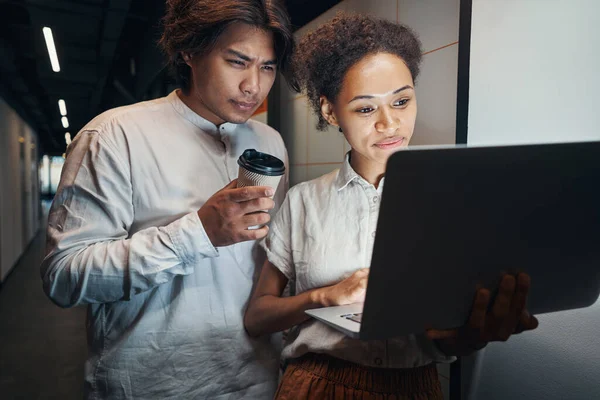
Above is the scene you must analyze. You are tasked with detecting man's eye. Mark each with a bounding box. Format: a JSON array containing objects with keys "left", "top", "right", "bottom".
[{"left": 357, "top": 107, "right": 374, "bottom": 114}]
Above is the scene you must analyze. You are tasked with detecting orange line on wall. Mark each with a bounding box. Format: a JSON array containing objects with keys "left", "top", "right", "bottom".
[
  {"left": 423, "top": 41, "right": 459, "bottom": 56},
  {"left": 252, "top": 98, "right": 267, "bottom": 115}
]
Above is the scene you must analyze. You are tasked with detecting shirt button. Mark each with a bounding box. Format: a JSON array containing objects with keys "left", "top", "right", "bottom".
[
  {"left": 374, "top": 357, "right": 382, "bottom": 366},
  {"left": 373, "top": 196, "right": 379, "bottom": 203},
  {"left": 371, "top": 231, "right": 376, "bottom": 238}
]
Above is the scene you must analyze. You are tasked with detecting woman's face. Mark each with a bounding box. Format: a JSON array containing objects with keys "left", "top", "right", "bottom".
[{"left": 323, "top": 52, "right": 417, "bottom": 170}]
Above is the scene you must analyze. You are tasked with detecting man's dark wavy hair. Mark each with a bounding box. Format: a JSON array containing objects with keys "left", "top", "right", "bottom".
[{"left": 159, "top": 0, "right": 294, "bottom": 94}]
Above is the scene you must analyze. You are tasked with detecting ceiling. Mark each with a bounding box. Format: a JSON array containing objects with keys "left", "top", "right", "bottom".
[{"left": 0, "top": 0, "right": 340, "bottom": 155}]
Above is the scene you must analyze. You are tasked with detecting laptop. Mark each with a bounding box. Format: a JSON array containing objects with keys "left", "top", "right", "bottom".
[{"left": 306, "top": 141, "right": 600, "bottom": 340}]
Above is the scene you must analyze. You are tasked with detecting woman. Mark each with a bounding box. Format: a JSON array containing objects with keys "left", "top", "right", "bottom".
[{"left": 244, "top": 13, "right": 538, "bottom": 399}]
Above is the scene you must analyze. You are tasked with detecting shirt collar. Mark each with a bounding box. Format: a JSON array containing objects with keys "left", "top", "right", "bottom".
[
  {"left": 377, "top": 176, "right": 385, "bottom": 196},
  {"left": 336, "top": 152, "right": 386, "bottom": 194},
  {"left": 336, "top": 152, "right": 359, "bottom": 191},
  {"left": 167, "top": 89, "right": 237, "bottom": 137}
]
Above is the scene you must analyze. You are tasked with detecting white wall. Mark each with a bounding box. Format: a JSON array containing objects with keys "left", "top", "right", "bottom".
[
  {"left": 274, "top": 1, "right": 461, "bottom": 397},
  {"left": 468, "top": 0, "right": 600, "bottom": 145},
  {"left": 465, "top": 1, "right": 600, "bottom": 399},
  {"left": 278, "top": 0, "right": 348, "bottom": 186},
  {"left": 0, "top": 96, "right": 40, "bottom": 282}
]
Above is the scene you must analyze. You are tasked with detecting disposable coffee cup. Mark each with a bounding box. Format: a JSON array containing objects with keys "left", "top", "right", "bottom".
[{"left": 237, "top": 149, "right": 285, "bottom": 229}]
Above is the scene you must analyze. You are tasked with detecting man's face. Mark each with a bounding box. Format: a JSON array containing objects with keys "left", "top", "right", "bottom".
[{"left": 184, "top": 22, "right": 277, "bottom": 125}]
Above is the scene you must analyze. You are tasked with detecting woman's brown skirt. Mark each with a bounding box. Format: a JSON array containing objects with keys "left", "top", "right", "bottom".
[{"left": 274, "top": 353, "right": 443, "bottom": 400}]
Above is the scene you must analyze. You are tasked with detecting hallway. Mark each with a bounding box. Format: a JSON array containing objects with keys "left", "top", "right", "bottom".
[{"left": 0, "top": 223, "right": 87, "bottom": 399}]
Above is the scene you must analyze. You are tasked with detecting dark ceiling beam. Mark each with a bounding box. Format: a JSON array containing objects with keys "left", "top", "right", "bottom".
[
  {"left": 133, "top": 0, "right": 166, "bottom": 100},
  {"left": 4, "top": 20, "right": 102, "bottom": 50},
  {"left": 134, "top": 48, "right": 165, "bottom": 101},
  {"left": 60, "top": 47, "right": 97, "bottom": 63},
  {"left": 0, "top": 42, "right": 18, "bottom": 74},
  {"left": 8, "top": 79, "right": 31, "bottom": 94},
  {"left": 89, "top": 0, "right": 132, "bottom": 114},
  {"left": 113, "top": 79, "right": 136, "bottom": 104},
  {"left": 5, "top": 38, "right": 100, "bottom": 62},
  {"left": 43, "top": 80, "right": 96, "bottom": 95},
  {"left": 12, "top": 0, "right": 130, "bottom": 19},
  {"left": 39, "top": 67, "right": 98, "bottom": 84}
]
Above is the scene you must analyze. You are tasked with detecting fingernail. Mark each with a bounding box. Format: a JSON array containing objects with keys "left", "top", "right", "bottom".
[{"left": 266, "top": 188, "right": 275, "bottom": 197}]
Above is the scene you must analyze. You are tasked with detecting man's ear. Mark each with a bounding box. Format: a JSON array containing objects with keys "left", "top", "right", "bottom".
[{"left": 320, "top": 96, "right": 339, "bottom": 127}]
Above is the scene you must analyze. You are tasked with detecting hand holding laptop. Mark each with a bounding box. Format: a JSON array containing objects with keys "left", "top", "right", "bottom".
[{"left": 427, "top": 273, "right": 539, "bottom": 356}]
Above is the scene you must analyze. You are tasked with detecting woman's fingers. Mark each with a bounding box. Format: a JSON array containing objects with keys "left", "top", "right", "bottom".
[
  {"left": 468, "top": 288, "right": 491, "bottom": 330},
  {"left": 491, "top": 275, "right": 516, "bottom": 321},
  {"left": 514, "top": 310, "right": 539, "bottom": 334},
  {"left": 426, "top": 328, "right": 459, "bottom": 340}
]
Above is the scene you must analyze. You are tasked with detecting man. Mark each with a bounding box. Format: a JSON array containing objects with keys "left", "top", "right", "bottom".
[{"left": 41, "top": 1, "right": 294, "bottom": 398}]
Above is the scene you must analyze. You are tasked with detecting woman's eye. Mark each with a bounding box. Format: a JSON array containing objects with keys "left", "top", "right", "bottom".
[
  {"left": 262, "top": 65, "right": 275, "bottom": 72},
  {"left": 394, "top": 99, "right": 409, "bottom": 107},
  {"left": 356, "top": 107, "right": 374, "bottom": 114}
]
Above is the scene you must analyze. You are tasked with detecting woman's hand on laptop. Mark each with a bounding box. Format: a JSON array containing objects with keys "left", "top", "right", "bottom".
[
  {"left": 426, "top": 273, "right": 539, "bottom": 356},
  {"left": 311, "top": 268, "right": 369, "bottom": 307}
]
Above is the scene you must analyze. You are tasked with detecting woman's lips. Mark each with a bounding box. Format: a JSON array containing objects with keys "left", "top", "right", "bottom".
[{"left": 374, "top": 137, "right": 404, "bottom": 149}]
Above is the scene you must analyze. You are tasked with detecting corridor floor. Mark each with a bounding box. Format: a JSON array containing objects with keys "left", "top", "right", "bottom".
[{"left": 0, "top": 226, "right": 87, "bottom": 399}]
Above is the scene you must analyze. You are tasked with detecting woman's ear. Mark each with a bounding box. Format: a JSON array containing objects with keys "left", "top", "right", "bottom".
[
  {"left": 320, "top": 96, "right": 339, "bottom": 127},
  {"left": 181, "top": 52, "right": 193, "bottom": 67}
]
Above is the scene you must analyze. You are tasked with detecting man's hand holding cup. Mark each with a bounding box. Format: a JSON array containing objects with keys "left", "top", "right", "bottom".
[{"left": 198, "top": 149, "right": 285, "bottom": 247}]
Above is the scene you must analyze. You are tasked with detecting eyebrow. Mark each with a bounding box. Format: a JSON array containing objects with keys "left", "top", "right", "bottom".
[
  {"left": 225, "top": 49, "right": 277, "bottom": 65},
  {"left": 348, "top": 85, "right": 414, "bottom": 104}
]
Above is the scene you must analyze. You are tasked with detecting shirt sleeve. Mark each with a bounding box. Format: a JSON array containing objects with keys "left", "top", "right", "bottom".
[
  {"left": 270, "top": 134, "right": 289, "bottom": 212},
  {"left": 416, "top": 333, "right": 458, "bottom": 364},
  {"left": 41, "top": 129, "right": 219, "bottom": 308},
  {"left": 261, "top": 190, "right": 295, "bottom": 281}
]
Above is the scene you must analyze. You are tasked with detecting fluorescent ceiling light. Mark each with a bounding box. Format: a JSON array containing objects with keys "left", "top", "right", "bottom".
[
  {"left": 58, "top": 99, "right": 67, "bottom": 116},
  {"left": 65, "top": 132, "right": 71, "bottom": 145},
  {"left": 61, "top": 116, "right": 69, "bottom": 128},
  {"left": 42, "top": 27, "right": 60, "bottom": 72}
]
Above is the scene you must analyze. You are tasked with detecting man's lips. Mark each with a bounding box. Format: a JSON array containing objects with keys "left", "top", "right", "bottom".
[{"left": 231, "top": 100, "right": 258, "bottom": 110}]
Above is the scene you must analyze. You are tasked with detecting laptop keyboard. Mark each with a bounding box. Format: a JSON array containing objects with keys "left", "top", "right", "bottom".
[{"left": 341, "top": 313, "right": 362, "bottom": 324}]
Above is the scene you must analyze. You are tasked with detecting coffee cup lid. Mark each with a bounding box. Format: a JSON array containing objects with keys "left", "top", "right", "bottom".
[{"left": 238, "top": 149, "right": 285, "bottom": 176}]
